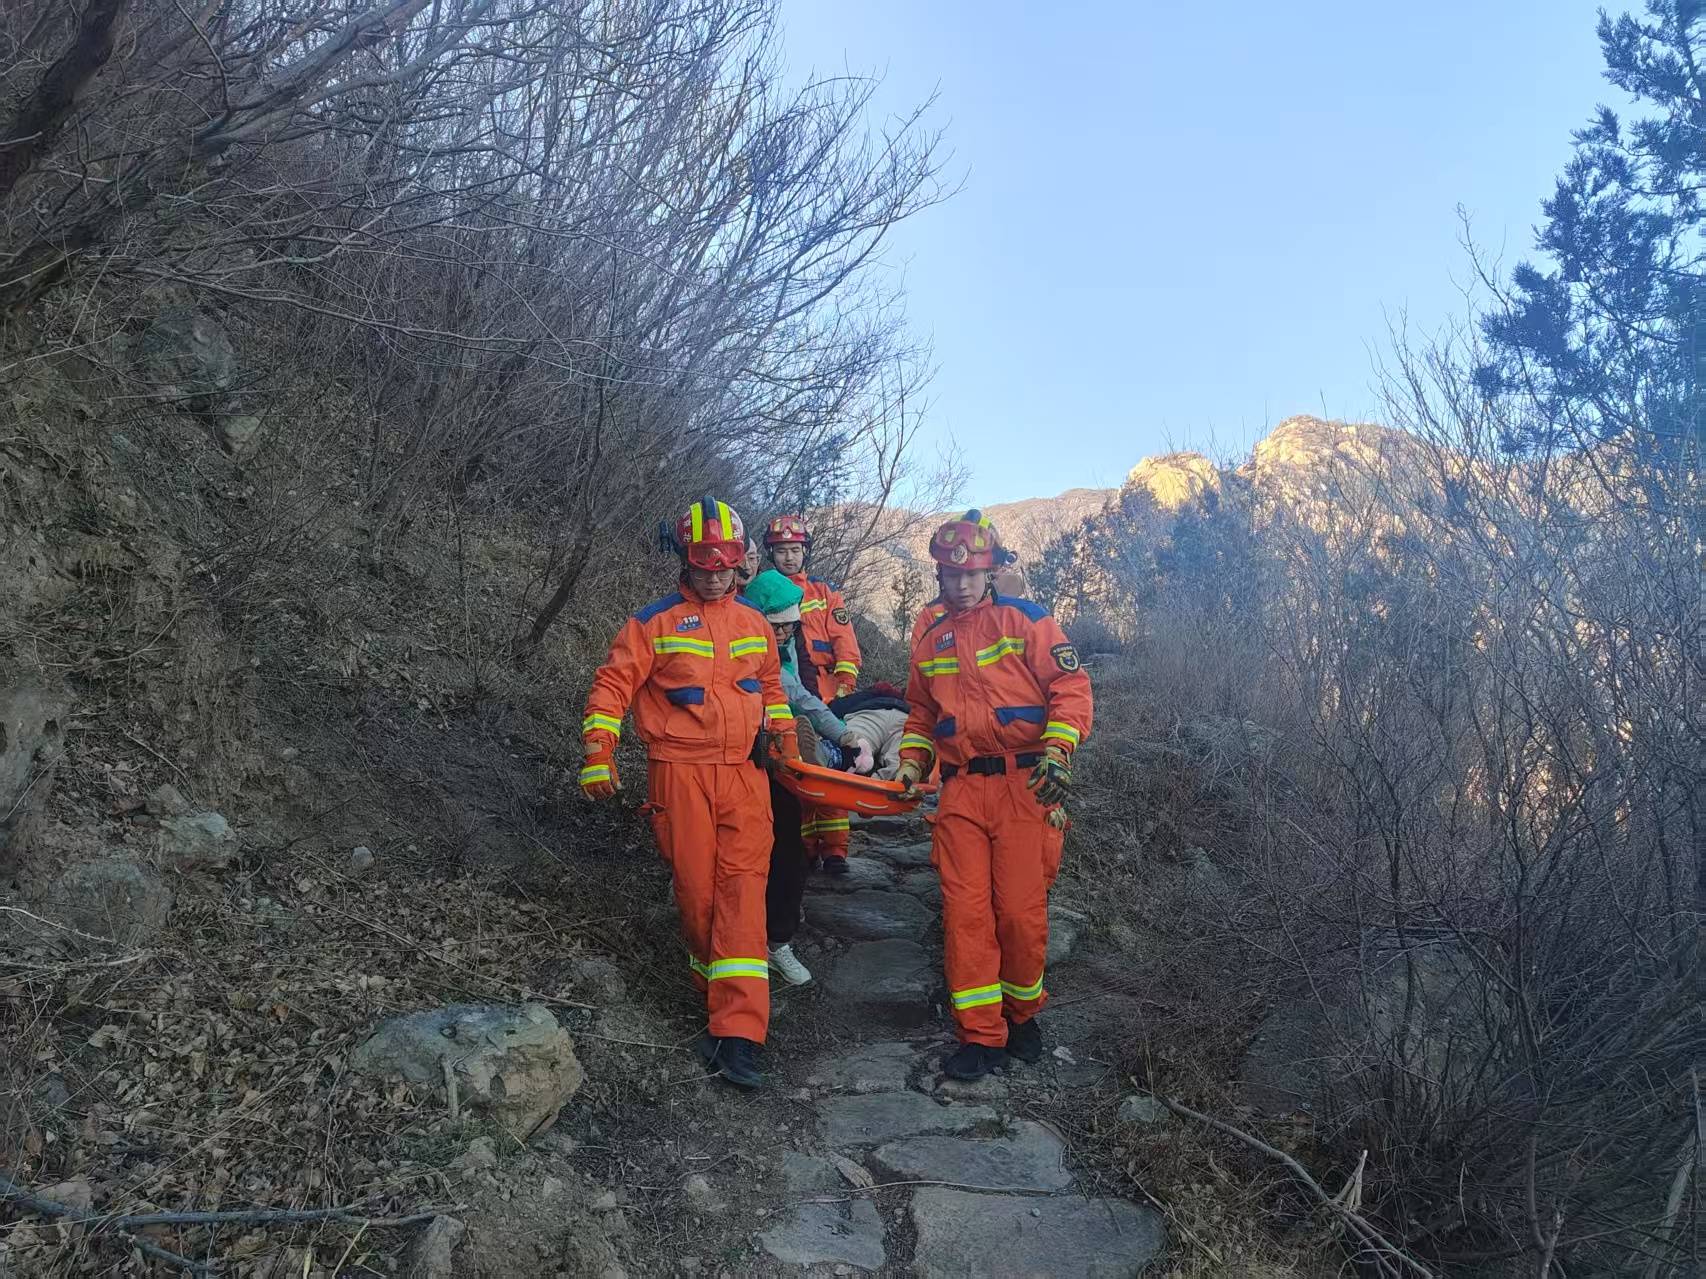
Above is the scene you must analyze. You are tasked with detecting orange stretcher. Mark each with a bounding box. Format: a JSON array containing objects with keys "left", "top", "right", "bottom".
[{"left": 775, "top": 757, "right": 937, "bottom": 816}]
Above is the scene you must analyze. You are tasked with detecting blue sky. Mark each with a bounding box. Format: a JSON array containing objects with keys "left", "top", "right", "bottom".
[{"left": 779, "top": 0, "right": 1616, "bottom": 503}]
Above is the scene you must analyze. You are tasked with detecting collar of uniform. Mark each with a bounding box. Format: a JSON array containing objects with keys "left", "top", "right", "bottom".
[
  {"left": 946, "top": 595, "right": 994, "bottom": 620},
  {"left": 677, "top": 582, "right": 735, "bottom": 607}
]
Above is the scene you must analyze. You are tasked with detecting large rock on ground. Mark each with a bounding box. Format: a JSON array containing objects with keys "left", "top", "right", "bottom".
[
  {"left": 909, "top": 1187, "right": 1165, "bottom": 1277},
  {"left": 352, "top": 1004, "right": 584, "bottom": 1140},
  {"left": 35, "top": 858, "right": 172, "bottom": 949},
  {"left": 1240, "top": 942, "right": 1494, "bottom": 1118},
  {"left": 824, "top": 940, "right": 935, "bottom": 1025},
  {"left": 757, "top": 1200, "right": 885, "bottom": 1271},
  {"left": 1046, "top": 903, "right": 1089, "bottom": 966},
  {"left": 869, "top": 1121, "right": 1072, "bottom": 1192},
  {"left": 404, "top": 1215, "right": 465, "bottom": 1279},
  {"left": 0, "top": 677, "right": 66, "bottom": 865},
  {"left": 805, "top": 1041, "right": 918, "bottom": 1095},
  {"left": 157, "top": 811, "right": 237, "bottom": 870},
  {"left": 807, "top": 857, "right": 896, "bottom": 892},
  {"left": 819, "top": 1092, "right": 994, "bottom": 1147},
  {"left": 808, "top": 889, "right": 931, "bottom": 941},
  {"left": 895, "top": 869, "right": 943, "bottom": 911},
  {"left": 868, "top": 838, "right": 933, "bottom": 869}
]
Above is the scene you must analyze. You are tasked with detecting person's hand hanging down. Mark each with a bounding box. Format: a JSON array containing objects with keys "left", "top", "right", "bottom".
[
  {"left": 1026, "top": 744, "right": 1071, "bottom": 806},
  {"left": 838, "top": 731, "right": 875, "bottom": 775},
  {"left": 580, "top": 744, "right": 620, "bottom": 800}
]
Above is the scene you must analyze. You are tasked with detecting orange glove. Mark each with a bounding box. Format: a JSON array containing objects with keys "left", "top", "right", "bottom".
[
  {"left": 768, "top": 727, "right": 800, "bottom": 761},
  {"left": 579, "top": 747, "right": 619, "bottom": 800}
]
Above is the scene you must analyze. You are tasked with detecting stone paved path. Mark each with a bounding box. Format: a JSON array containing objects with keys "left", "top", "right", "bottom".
[{"left": 758, "top": 813, "right": 1166, "bottom": 1277}]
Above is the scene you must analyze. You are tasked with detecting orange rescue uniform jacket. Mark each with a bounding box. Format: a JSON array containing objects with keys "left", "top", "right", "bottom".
[
  {"left": 909, "top": 596, "right": 948, "bottom": 649},
  {"left": 582, "top": 587, "right": 794, "bottom": 763},
  {"left": 898, "top": 595, "right": 1092, "bottom": 771},
  {"left": 790, "top": 573, "right": 861, "bottom": 698}
]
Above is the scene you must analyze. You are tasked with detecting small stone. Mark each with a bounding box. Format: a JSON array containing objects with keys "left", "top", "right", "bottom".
[
  {"left": 158, "top": 811, "right": 237, "bottom": 870},
  {"left": 404, "top": 1215, "right": 465, "bottom": 1279},
  {"left": 451, "top": 1136, "right": 497, "bottom": 1170},
  {"left": 682, "top": 1174, "right": 724, "bottom": 1214},
  {"left": 349, "top": 845, "right": 375, "bottom": 874},
  {"left": 39, "top": 1179, "right": 93, "bottom": 1215},
  {"left": 934, "top": 1073, "right": 1009, "bottom": 1101},
  {"left": 144, "top": 783, "right": 189, "bottom": 817},
  {"left": 1117, "top": 1095, "right": 1170, "bottom": 1126},
  {"left": 540, "top": 1176, "right": 565, "bottom": 1198},
  {"left": 591, "top": 1189, "right": 619, "bottom": 1212},
  {"left": 280, "top": 746, "right": 300, "bottom": 761},
  {"left": 678, "top": 1257, "right": 701, "bottom": 1275}
]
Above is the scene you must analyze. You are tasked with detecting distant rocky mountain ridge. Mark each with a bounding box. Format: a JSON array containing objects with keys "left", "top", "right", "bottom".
[{"left": 850, "top": 415, "right": 1413, "bottom": 630}]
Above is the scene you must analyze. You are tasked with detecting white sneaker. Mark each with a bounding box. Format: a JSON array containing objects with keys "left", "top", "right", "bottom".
[{"left": 768, "top": 943, "right": 812, "bottom": 986}]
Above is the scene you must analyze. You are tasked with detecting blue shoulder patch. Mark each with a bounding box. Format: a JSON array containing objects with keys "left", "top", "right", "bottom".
[
  {"left": 732, "top": 593, "right": 767, "bottom": 616},
  {"left": 995, "top": 593, "right": 1050, "bottom": 622},
  {"left": 634, "top": 591, "right": 685, "bottom": 623}
]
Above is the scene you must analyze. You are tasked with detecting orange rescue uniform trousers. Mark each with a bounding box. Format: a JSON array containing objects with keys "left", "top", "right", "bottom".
[
  {"left": 933, "top": 766, "right": 1065, "bottom": 1047},
  {"left": 645, "top": 760, "right": 772, "bottom": 1043}
]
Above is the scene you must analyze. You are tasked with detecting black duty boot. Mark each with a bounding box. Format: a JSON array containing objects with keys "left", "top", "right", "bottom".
[
  {"left": 1004, "top": 1015, "right": 1043, "bottom": 1064},
  {"left": 704, "top": 1035, "right": 764, "bottom": 1090},
  {"left": 821, "top": 853, "right": 850, "bottom": 876},
  {"left": 943, "top": 1042, "right": 1008, "bottom": 1081}
]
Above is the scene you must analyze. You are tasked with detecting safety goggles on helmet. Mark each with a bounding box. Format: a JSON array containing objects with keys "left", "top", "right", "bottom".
[
  {"left": 928, "top": 508, "right": 1012, "bottom": 572},
  {"left": 764, "top": 514, "right": 811, "bottom": 547},
  {"left": 675, "top": 497, "right": 747, "bottom": 570}
]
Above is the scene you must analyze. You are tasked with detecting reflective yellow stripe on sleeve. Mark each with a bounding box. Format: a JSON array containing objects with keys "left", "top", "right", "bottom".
[
  {"left": 799, "top": 598, "right": 828, "bottom": 613},
  {"left": 765, "top": 703, "right": 795, "bottom": 721},
  {"left": 1041, "top": 721, "right": 1082, "bottom": 747},
  {"left": 579, "top": 765, "right": 611, "bottom": 785},
  {"left": 582, "top": 713, "right": 622, "bottom": 738},
  {"left": 899, "top": 733, "right": 936, "bottom": 756},
  {"left": 833, "top": 661, "right": 858, "bottom": 676}
]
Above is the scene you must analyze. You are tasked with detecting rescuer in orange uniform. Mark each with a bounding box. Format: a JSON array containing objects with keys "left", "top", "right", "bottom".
[
  {"left": 764, "top": 514, "right": 861, "bottom": 872},
  {"left": 894, "top": 511, "right": 1093, "bottom": 1081},
  {"left": 580, "top": 498, "right": 795, "bottom": 1090}
]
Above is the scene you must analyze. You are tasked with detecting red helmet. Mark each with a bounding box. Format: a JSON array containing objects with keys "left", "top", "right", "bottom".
[
  {"left": 763, "top": 514, "right": 811, "bottom": 547},
  {"left": 674, "top": 497, "right": 746, "bottom": 570},
  {"left": 928, "top": 509, "right": 1009, "bottom": 571}
]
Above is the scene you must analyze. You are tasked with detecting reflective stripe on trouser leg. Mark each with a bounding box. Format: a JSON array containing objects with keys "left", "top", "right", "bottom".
[
  {"left": 804, "top": 803, "right": 850, "bottom": 855},
  {"left": 933, "top": 775, "right": 1006, "bottom": 1047},
  {"left": 991, "top": 769, "right": 1063, "bottom": 1024},
  {"left": 649, "top": 759, "right": 772, "bottom": 1044},
  {"left": 707, "top": 760, "right": 772, "bottom": 1042}
]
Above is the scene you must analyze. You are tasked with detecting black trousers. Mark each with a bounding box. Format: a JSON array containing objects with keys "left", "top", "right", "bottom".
[{"left": 766, "top": 778, "right": 809, "bottom": 944}]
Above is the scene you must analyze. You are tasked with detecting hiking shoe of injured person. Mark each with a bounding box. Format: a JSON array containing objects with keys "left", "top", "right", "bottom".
[
  {"left": 942, "top": 1042, "right": 1008, "bottom": 1081},
  {"left": 768, "top": 943, "right": 812, "bottom": 986},
  {"left": 1004, "top": 1014, "right": 1043, "bottom": 1064},
  {"left": 703, "top": 1035, "right": 764, "bottom": 1090},
  {"left": 821, "top": 853, "right": 850, "bottom": 876}
]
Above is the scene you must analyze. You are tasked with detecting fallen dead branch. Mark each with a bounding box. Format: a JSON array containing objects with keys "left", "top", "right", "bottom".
[
  {"left": 0, "top": 1172, "right": 452, "bottom": 1274},
  {"left": 1154, "top": 1095, "right": 1436, "bottom": 1279}
]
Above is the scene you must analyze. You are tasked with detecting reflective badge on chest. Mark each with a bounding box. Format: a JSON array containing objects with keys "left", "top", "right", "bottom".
[
  {"left": 935, "top": 629, "right": 955, "bottom": 652},
  {"left": 676, "top": 614, "right": 703, "bottom": 632}
]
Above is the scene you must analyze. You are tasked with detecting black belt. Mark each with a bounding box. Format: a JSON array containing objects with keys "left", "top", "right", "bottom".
[{"left": 941, "top": 751, "right": 1043, "bottom": 781}]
